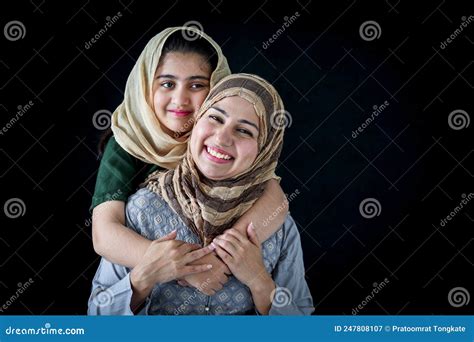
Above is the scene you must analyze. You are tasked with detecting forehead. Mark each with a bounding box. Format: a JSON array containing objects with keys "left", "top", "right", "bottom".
[
  {"left": 213, "top": 96, "right": 258, "bottom": 122},
  {"left": 155, "top": 52, "right": 211, "bottom": 76}
]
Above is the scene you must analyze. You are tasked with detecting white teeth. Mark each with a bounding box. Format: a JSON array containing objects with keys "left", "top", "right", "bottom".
[{"left": 206, "top": 146, "right": 231, "bottom": 160}]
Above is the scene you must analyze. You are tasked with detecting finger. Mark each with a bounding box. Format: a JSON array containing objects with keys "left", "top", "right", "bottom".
[
  {"left": 215, "top": 245, "right": 232, "bottom": 263},
  {"left": 183, "top": 244, "right": 215, "bottom": 264},
  {"left": 179, "top": 242, "right": 202, "bottom": 255},
  {"left": 157, "top": 230, "right": 177, "bottom": 242},
  {"left": 247, "top": 222, "right": 260, "bottom": 246},
  {"left": 223, "top": 228, "right": 246, "bottom": 243},
  {"left": 213, "top": 236, "right": 240, "bottom": 256},
  {"left": 180, "top": 264, "right": 213, "bottom": 277}
]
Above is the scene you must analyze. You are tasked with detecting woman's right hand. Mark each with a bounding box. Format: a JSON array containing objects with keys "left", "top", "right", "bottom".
[{"left": 130, "top": 230, "right": 214, "bottom": 296}]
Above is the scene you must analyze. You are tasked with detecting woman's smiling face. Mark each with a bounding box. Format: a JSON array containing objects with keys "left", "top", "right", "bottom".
[
  {"left": 152, "top": 52, "right": 212, "bottom": 138},
  {"left": 190, "top": 96, "right": 260, "bottom": 180}
]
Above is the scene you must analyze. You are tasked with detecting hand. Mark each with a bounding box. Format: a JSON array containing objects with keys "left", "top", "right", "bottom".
[
  {"left": 182, "top": 252, "right": 231, "bottom": 295},
  {"left": 130, "top": 230, "right": 214, "bottom": 294},
  {"left": 213, "top": 223, "right": 270, "bottom": 291}
]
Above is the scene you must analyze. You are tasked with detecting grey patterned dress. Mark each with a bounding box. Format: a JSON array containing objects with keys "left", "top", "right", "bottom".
[{"left": 88, "top": 188, "right": 314, "bottom": 315}]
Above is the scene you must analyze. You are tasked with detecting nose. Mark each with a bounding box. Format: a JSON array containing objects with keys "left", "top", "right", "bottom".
[
  {"left": 215, "top": 126, "right": 233, "bottom": 147},
  {"left": 172, "top": 85, "right": 190, "bottom": 107}
]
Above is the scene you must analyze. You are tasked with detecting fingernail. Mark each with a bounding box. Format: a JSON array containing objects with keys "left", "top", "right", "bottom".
[
  {"left": 207, "top": 264, "right": 213, "bottom": 269},
  {"left": 249, "top": 222, "right": 255, "bottom": 230},
  {"left": 209, "top": 243, "right": 216, "bottom": 250}
]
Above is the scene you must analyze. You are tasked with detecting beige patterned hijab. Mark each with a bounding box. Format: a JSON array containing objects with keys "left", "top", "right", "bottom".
[
  {"left": 146, "top": 74, "right": 286, "bottom": 245},
  {"left": 111, "top": 26, "right": 231, "bottom": 169}
]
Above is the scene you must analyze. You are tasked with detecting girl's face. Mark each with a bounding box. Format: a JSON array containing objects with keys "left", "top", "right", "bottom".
[
  {"left": 152, "top": 52, "right": 212, "bottom": 138},
  {"left": 190, "top": 96, "right": 260, "bottom": 180}
]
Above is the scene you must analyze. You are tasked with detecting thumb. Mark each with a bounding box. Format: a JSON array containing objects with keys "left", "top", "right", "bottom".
[
  {"left": 157, "top": 229, "right": 177, "bottom": 242},
  {"left": 247, "top": 223, "right": 260, "bottom": 245}
]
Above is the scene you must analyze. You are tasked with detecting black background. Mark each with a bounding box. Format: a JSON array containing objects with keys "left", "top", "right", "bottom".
[{"left": 0, "top": 0, "right": 472, "bottom": 315}]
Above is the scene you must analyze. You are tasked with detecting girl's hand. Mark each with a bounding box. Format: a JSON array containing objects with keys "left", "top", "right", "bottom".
[
  {"left": 130, "top": 230, "right": 214, "bottom": 294},
  {"left": 213, "top": 223, "right": 270, "bottom": 291}
]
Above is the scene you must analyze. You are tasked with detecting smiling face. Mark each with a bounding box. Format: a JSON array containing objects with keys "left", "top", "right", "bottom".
[
  {"left": 190, "top": 96, "right": 260, "bottom": 180},
  {"left": 152, "top": 52, "right": 212, "bottom": 138}
]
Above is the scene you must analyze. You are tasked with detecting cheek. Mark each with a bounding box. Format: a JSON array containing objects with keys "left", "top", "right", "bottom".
[
  {"left": 153, "top": 91, "right": 168, "bottom": 110},
  {"left": 191, "top": 92, "right": 208, "bottom": 108},
  {"left": 237, "top": 141, "right": 258, "bottom": 167}
]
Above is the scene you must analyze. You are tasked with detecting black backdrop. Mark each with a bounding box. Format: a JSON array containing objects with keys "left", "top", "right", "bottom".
[{"left": 0, "top": 0, "right": 472, "bottom": 315}]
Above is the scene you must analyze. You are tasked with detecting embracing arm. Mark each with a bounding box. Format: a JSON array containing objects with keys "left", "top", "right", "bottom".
[
  {"left": 92, "top": 201, "right": 151, "bottom": 268},
  {"left": 234, "top": 179, "right": 288, "bottom": 243}
]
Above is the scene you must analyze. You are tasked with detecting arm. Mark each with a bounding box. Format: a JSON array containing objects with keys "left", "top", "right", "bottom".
[
  {"left": 268, "top": 215, "right": 314, "bottom": 315},
  {"left": 233, "top": 179, "right": 288, "bottom": 243},
  {"left": 92, "top": 201, "right": 151, "bottom": 268}
]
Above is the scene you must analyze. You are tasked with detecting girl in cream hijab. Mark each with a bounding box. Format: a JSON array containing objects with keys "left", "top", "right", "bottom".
[{"left": 91, "top": 27, "right": 289, "bottom": 295}]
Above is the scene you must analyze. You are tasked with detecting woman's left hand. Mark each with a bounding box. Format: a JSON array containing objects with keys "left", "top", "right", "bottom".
[{"left": 212, "top": 223, "right": 270, "bottom": 290}]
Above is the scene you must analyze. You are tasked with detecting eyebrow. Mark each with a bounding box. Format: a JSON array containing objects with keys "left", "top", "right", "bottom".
[
  {"left": 156, "top": 74, "right": 210, "bottom": 81},
  {"left": 211, "top": 106, "right": 259, "bottom": 132}
]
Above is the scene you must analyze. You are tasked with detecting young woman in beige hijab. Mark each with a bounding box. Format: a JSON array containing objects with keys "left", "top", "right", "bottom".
[{"left": 91, "top": 27, "right": 288, "bottom": 294}]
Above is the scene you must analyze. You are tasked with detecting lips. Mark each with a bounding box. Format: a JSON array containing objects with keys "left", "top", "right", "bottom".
[
  {"left": 203, "top": 145, "right": 234, "bottom": 164},
  {"left": 168, "top": 109, "right": 192, "bottom": 117}
]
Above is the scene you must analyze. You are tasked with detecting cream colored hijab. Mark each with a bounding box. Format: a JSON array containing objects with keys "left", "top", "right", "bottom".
[{"left": 111, "top": 26, "right": 231, "bottom": 169}]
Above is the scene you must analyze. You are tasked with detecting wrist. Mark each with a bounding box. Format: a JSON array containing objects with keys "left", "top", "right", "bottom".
[
  {"left": 130, "top": 267, "right": 152, "bottom": 295},
  {"left": 249, "top": 272, "right": 275, "bottom": 295}
]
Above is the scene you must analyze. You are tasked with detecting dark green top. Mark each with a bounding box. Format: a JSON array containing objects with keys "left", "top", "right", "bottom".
[{"left": 91, "top": 136, "right": 161, "bottom": 210}]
